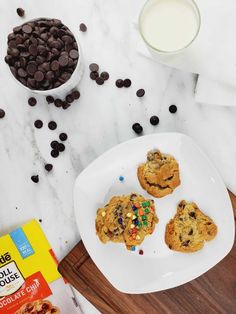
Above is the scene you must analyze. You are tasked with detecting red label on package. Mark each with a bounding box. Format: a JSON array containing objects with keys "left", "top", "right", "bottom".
[{"left": 0, "top": 271, "right": 52, "bottom": 314}]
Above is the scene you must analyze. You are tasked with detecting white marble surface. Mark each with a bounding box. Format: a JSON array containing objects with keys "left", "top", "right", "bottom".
[{"left": 0, "top": 0, "right": 236, "bottom": 313}]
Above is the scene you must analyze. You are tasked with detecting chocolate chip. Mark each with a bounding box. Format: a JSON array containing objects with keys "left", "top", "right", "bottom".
[
  {"left": 79, "top": 23, "right": 87, "bottom": 32},
  {"left": 16, "top": 8, "right": 25, "bottom": 17},
  {"left": 169, "top": 105, "right": 177, "bottom": 113},
  {"left": 34, "top": 120, "right": 43, "bottom": 128},
  {"left": 101, "top": 72, "right": 109, "bottom": 81},
  {"left": 22, "top": 24, "right": 32, "bottom": 34},
  {"left": 45, "top": 163, "right": 53, "bottom": 172},
  {"left": 18, "top": 68, "right": 27, "bottom": 77},
  {"left": 136, "top": 89, "right": 145, "bottom": 97},
  {"left": 46, "top": 96, "right": 54, "bottom": 104},
  {"left": 72, "top": 90, "right": 80, "bottom": 99},
  {"left": 54, "top": 99, "right": 63, "bottom": 107},
  {"left": 51, "top": 141, "right": 59, "bottom": 149},
  {"left": 189, "top": 212, "right": 196, "bottom": 219},
  {"left": 26, "top": 63, "right": 37, "bottom": 76},
  {"left": 0, "top": 109, "right": 5, "bottom": 119},
  {"left": 58, "top": 143, "right": 65, "bottom": 152},
  {"left": 50, "top": 60, "right": 60, "bottom": 71},
  {"left": 150, "top": 116, "right": 159, "bottom": 126},
  {"left": 34, "top": 71, "right": 44, "bottom": 82},
  {"left": 62, "top": 102, "right": 70, "bottom": 110},
  {"left": 59, "top": 55, "right": 69, "bottom": 67},
  {"left": 96, "top": 77, "right": 104, "bottom": 85},
  {"left": 89, "top": 63, "right": 99, "bottom": 72},
  {"left": 65, "top": 94, "right": 74, "bottom": 103},
  {"left": 59, "top": 133, "right": 67, "bottom": 141},
  {"left": 188, "top": 229, "right": 193, "bottom": 235},
  {"left": 132, "top": 123, "right": 143, "bottom": 134},
  {"left": 39, "top": 219, "right": 42, "bottom": 223},
  {"left": 31, "top": 175, "right": 39, "bottom": 183},
  {"left": 182, "top": 240, "right": 190, "bottom": 247},
  {"left": 48, "top": 121, "right": 57, "bottom": 130},
  {"left": 115, "top": 79, "right": 124, "bottom": 88},
  {"left": 90, "top": 71, "right": 99, "bottom": 80},
  {"left": 51, "top": 149, "right": 59, "bottom": 158},
  {"left": 69, "top": 49, "right": 79, "bottom": 59},
  {"left": 123, "top": 79, "right": 131, "bottom": 87},
  {"left": 28, "top": 97, "right": 37, "bottom": 106}
]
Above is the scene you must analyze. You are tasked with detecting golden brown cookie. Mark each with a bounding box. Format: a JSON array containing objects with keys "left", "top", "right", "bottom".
[
  {"left": 15, "top": 299, "right": 59, "bottom": 314},
  {"left": 165, "top": 200, "right": 217, "bottom": 253},
  {"left": 95, "top": 193, "right": 158, "bottom": 250},
  {"left": 137, "top": 149, "right": 180, "bottom": 198}
]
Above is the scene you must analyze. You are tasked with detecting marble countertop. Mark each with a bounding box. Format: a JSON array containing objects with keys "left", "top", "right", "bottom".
[{"left": 0, "top": 0, "right": 236, "bottom": 313}]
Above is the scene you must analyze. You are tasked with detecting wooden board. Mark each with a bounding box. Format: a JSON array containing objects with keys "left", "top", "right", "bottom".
[{"left": 58, "top": 193, "right": 236, "bottom": 314}]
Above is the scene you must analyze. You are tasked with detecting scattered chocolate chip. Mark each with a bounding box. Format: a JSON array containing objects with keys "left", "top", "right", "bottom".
[
  {"left": 0, "top": 109, "right": 5, "bottom": 119},
  {"left": 62, "top": 102, "right": 71, "bottom": 110},
  {"left": 136, "top": 89, "right": 145, "bottom": 97},
  {"left": 28, "top": 97, "right": 37, "bottom": 106},
  {"left": 89, "top": 63, "right": 99, "bottom": 72},
  {"left": 101, "top": 72, "right": 109, "bottom": 81},
  {"left": 123, "top": 79, "right": 131, "bottom": 87},
  {"left": 90, "top": 71, "right": 99, "bottom": 80},
  {"left": 51, "top": 149, "right": 59, "bottom": 158},
  {"left": 150, "top": 115, "right": 159, "bottom": 126},
  {"left": 51, "top": 141, "right": 59, "bottom": 149},
  {"left": 115, "top": 79, "right": 124, "bottom": 88},
  {"left": 31, "top": 175, "right": 39, "bottom": 183},
  {"left": 45, "top": 163, "right": 53, "bottom": 172},
  {"left": 34, "top": 120, "right": 43, "bottom": 128},
  {"left": 169, "top": 104, "right": 177, "bottom": 113},
  {"left": 65, "top": 94, "right": 74, "bottom": 103},
  {"left": 139, "top": 249, "right": 144, "bottom": 255},
  {"left": 39, "top": 219, "right": 42, "bottom": 223},
  {"left": 59, "top": 133, "right": 67, "bottom": 141},
  {"left": 48, "top": 121, "right": 57, "bottom": 130},
  {"left": 132, "top": 123, "right": 143, "bottom": 134},
  {"left": 96, "top": 76, "right": 104, "bottom": 85},
  {"left": 79, "top": 23, "right": 87, "bottom": 32},
  {"left": 54, "top": 99, "right": 63, "bottom": 107},
  {"left": 72, "top": 90, "right": 80, "bottom": 99},
  {"left": 58, "top": 143, "right": 65, "bottom": 152},
  {"left": 16, "top": 8, "right": 25, "bottom": 17},
  {"left": 46, "top": 95, "right": 54, "bottom": 104}
]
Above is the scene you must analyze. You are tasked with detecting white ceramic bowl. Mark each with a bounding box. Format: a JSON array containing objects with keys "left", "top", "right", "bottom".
[{"left": 7, "top": 18, "right": 84, "bottom": 98}]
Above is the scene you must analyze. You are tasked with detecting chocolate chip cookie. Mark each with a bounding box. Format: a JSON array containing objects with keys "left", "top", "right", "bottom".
[
  {"left": 165, "top": 200, "right": 217, "bottom": 253},
  {"left": 95, "top": 193, "right": 158, "bottom": 250},
  {"left": 137, "top": 149, "right": 180, "bottom": 198},
  {"left": 15, "top": 299, "right": 59, "bottom": 314}
]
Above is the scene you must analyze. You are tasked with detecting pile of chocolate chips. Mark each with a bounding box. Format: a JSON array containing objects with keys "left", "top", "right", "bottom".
[
  {"left": 89, "top": 63, "right": 109, "bottom": 85},
  {"left": 5, "top": 18, "right": 79, "bottom": 90}
]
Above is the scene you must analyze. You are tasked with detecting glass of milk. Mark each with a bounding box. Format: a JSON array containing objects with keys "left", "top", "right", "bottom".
[{"left": 139, "top": 0, "right": 201, "bottom": 54}]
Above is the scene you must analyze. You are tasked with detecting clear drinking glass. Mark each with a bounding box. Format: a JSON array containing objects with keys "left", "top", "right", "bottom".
[{"left": 139, "top": 0, "right": 201, "bottom": 55}]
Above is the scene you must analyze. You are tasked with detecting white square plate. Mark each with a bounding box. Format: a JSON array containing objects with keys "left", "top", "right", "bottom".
[{"left": 74, "top": 133, "right": 235, "bottom": 293}]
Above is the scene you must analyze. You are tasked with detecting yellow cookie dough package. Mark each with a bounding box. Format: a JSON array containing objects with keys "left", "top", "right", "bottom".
[{"left": 0, "top": 220, "right": 80, "bottom": 314}]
